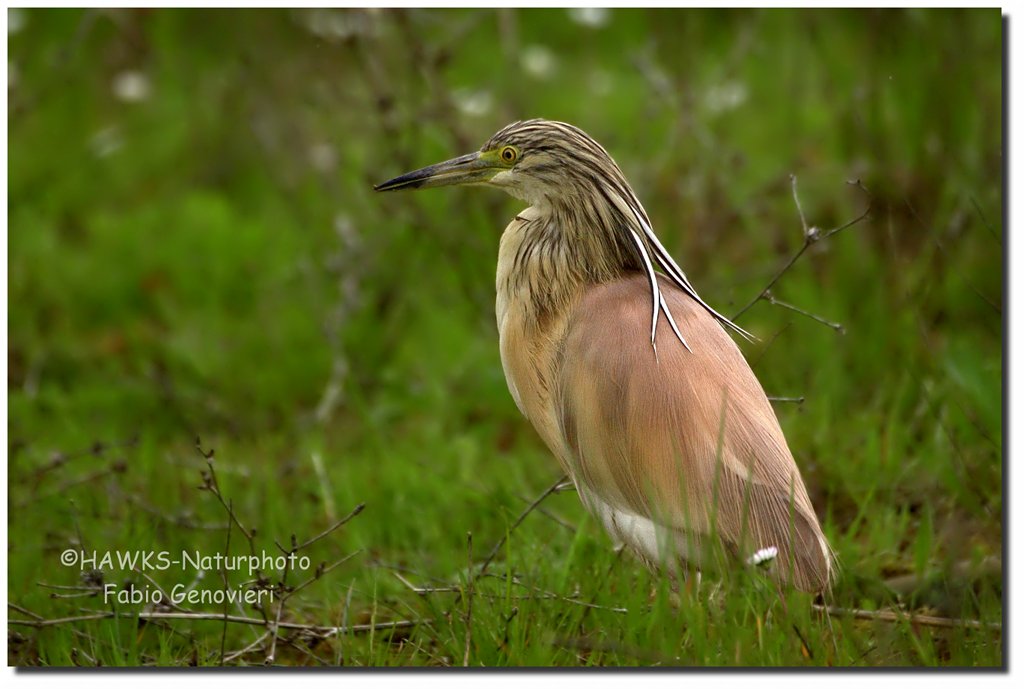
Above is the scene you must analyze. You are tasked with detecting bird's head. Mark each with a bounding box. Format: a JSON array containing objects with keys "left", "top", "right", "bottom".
[{"left": 374, "top": 119, "right": 629, "bottom": 208}]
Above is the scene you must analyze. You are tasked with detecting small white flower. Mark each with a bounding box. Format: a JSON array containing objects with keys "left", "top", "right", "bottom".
[
  {"left": 302, "top": 9, "right": 375, "bottom": 41},
  {"left": 112, "top": 70, "right": 150, "bottom": 103},
  {"left": 521, "top": 45, "right": 557, "bottom": 80},
  {"left": 9, "top": 8, "right": 26, "bottom": 35},
  {"left": 453, "top": 88, "right": 493, "bottom": 118},
  {"left": 746, "top": 546, "right": 779, "bottom": 567},
  {"left": 309, "top": 143, "right": 337, "bottom": 173},
  {"left": 568, "top": 8, "right": 609, "bottom": 29}
]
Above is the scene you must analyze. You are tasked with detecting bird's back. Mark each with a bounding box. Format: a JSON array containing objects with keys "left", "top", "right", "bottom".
[{"left": 551, "top": 274, "right": 832, "bottom": 592}]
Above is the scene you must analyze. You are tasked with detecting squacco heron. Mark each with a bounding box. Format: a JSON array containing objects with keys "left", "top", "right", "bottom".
[{"left": 376, "top": 119, "right": 832, "bottom": 592}]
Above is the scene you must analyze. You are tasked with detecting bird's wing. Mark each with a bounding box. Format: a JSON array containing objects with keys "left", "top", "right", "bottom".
[{"left": 554, "top": 274, "right": 831, "bottom": 591}]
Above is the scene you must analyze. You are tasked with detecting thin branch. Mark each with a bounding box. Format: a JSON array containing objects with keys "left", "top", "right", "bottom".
[
  {"left": 37, "top": 582, "right": 101, "bottom": 592},
  {"left": 477, "top": 475, "right": 568, "bottom": 578},
  {"left": 813, "top": 604, "right": 1001, "bottom": 631},
  {"left": 734, "top": 178, "right": 872, "bottom": 321},
  {"left": 8, "top": 609, "right": 420, "bottom": 637},
  {"left": 8, "top": 602, "right": 44, "bottom": 620},
  {"left": 265, "top": 593, "right": 284, "bottom": 665},
  {"left": 292, "top": 503, "right": 366, "bottom": 553},
  {"left": 264, "top": 502, "right": 365, "bottom": 664},
  {"left": 282, "top": 551, "right": 362, "bottom": 602},
  {"left": 133, "top": 568, "right": 190, "bottom": 614},
  {"left": 195, "top": 439, "right": 257, "bottom": 558},
  {"left": 765, "top": 292, "right": 845, "bottom": 333},
  {"left": 515, "top": 497, "right": 576, "bottom": 533},
  {"left": 223, "top": 631, "right": 270, "bottom": 663},
  {"left": 70, "top": 646, "right": 98, "bottom": 667}
]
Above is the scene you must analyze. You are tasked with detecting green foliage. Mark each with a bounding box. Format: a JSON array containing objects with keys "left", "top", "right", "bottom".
[{"left": 8, "top": 8, "right": 1001, "bottom": 667}]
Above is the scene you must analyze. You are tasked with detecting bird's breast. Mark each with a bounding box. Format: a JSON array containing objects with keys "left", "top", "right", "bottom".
[{"left": 495, "top": 210, "right": 583, "bottom": 469}]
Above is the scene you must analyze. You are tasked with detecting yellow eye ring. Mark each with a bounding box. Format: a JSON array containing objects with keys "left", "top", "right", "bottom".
[{"left": 499, "top": 146, "right": 518, "bottom": 163}]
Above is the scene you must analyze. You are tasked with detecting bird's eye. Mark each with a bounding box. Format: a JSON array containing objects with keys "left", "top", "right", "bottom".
[{"left": 500, "top": 146, "right": 518, "bottom": 163}]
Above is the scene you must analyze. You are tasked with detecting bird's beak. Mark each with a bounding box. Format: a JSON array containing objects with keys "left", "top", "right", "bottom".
[{"left": 374, "top": 151, "right": 500, "bottom": 192}]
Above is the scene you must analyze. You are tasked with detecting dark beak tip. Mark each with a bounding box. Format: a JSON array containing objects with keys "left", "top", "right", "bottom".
[{"left": 374, "top": 176, "right": 417, "bottom": 192}]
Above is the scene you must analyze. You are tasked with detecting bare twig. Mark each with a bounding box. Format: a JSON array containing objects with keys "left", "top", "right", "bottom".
[
  {"left": 764, "top": 291, "right": 845, "bottom": 333},
  {"left": 767, "top": 396, "right": 805, "bottom": 405},
  {"left": 477, "top": 475, "right": 569, "bottom": 578},
  {"left": 264, "top": 501, "right": 365, "bottom": 664},
  {"left": 37, "top": 582, "right": 102, "bottom": 592},
  {"left": 44, "top": 588, "right": 101, "bottom": 600},
  {"left": 8, "top": 602, "right": 44, "bottom": 620},
  {"left": 813, "top": 604, "right": 1001, "bottom": 631},
  {"left": 392, "top": 571, "right": 460, "bottom": 595},
  {"left": 223, "top": 631, "right": 270, "bottom": 663},
  {"left": 290, "top": 503, "right": 366, "bottom": 553},
  {"left": 8, "top": 609, "right": 420, "bottom": 637},
  {"left": 70, "top": 646, "right": 98, "bottom": 667},
  {"left": 514, "top": 496, "right": 576, "bottom": 533},
  {"left": 195, "top": 438, "right": 257, "bottom": 558},
  {"left": 133, "top": 568, "right": 189, "bottom": 614},
  {"left": 734, "top": 178, "right": 872, "bottom": 321},
  {"left": 265, "top": 594, "right": 284, "bottom": 665},
  {"left": 282, "top": 551, "right": 362, "bottom": 602}
]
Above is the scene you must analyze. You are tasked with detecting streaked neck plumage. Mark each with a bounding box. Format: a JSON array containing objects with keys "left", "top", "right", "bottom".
[{"left": 497, "top": 194, "right": 645, "bottom": 327}]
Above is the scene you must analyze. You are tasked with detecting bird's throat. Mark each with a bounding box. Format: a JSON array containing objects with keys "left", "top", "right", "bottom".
[{"left": 496, "top": 207, "right": 638, "bottom": 332}]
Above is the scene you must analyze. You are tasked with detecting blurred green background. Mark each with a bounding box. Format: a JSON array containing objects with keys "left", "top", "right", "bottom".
[{"left": 8, "top": 8, "right": 1002, "bottom": 666}]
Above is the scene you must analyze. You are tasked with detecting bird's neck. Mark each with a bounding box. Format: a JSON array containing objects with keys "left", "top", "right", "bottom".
[{"left": 496, "top": 202, "right": 642, "bottom": 329}]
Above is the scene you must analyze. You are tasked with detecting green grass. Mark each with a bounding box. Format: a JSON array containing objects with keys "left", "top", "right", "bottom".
[{"left": 8, "top": 8, "right": 1002, "bottom": 667}]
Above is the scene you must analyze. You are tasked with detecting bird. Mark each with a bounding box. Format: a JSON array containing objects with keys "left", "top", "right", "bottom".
[{"left": 375, "top": 119, "right": 833, "bottom": 592}]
